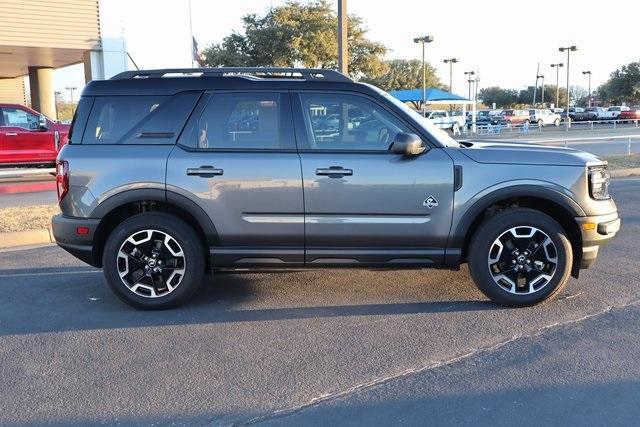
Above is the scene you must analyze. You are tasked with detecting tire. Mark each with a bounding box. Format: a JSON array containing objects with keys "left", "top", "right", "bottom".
[
  {"left": 537, "top": 119, "right": 543, "bottom": 127},
  {"left": 102, "top": 212, "right": 205, "bottom": 309},
  {"left": 468, "top": 208, "right": 573, "bottom": 307},
  {"left": 554, "top": 118, "right": 560, "bottom": 127},
  {"left": 452, "top": 122, "right": 460, "bottom": 134}
]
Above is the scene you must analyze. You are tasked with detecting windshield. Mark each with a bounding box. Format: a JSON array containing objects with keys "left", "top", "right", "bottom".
[{"left": 364, "top": 83, "right": 461, "bottom": 148}]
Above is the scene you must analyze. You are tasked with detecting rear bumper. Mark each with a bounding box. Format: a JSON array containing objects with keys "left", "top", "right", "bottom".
[
  {"left": 575, "top": 211, "right": 621, "bottom": 269},
  {"left": 51, "top": 214, "right": 101, "bottom": 267}
]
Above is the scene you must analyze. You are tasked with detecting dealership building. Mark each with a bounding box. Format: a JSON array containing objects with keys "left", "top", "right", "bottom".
[{"left": 0, "top": 0, "right": 127, "bottom": 118}]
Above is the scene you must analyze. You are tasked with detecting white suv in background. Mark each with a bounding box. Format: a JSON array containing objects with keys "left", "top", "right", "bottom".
[{"left": 529, "top": 109, "right": 561, "bottom": 127}]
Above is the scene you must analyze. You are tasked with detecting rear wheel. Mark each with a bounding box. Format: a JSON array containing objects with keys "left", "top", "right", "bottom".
[
  {"left": 468, "top": 208, "right": 572, "bottom": 307},
  {"left": 554, "top": 118, "right": 561, "bottom": 126},
  {"left": 452, "top": 122, "right": 460, "bottom": 134},
  {"left": 103, "top": 212, "right": 205, "bottom": 309},
  {"left": 537, "top": 119, "right": 543, "bottom": 127}
]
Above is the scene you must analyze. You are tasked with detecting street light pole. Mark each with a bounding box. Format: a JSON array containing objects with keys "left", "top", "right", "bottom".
[
  {"left": 582, "top": 70, "right": 592, "bottom": 107},
  {"left": 337, "top": 0, "right": 348, "bottom": 75},
  {"left": 443, "top": 58, "right": 458, "bottom": 94},
  {"left": 559, "top": 45, "right": 577, "bottom": 126},
  {"left": 414, "top": 35, "right": 434, "bottom": 117},
  {"left": 65, "top": 86, "right": 78, "bottom": 115},
  {"left": 464, "top": 71, "right": 476, "bottom": 100},
  {"left": 536, "top": 74, "right": 545, "bottom": 106},
  {"left": 550, "top": 63, "right": 564, "bottom": 108}
]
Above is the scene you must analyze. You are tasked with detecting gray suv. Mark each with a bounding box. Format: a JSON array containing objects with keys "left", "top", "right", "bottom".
[{"left": 52, "top": 68, "right": 621, "bottom": 309}]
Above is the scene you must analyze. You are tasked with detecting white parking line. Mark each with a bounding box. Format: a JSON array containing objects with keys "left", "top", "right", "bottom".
[{"left": 0, "top": 270, "right": 101, "bottom": 278}]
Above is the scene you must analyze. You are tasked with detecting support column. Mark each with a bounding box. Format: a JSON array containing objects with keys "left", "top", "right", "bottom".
[
  {"left": 83, "top": 50, "right": 105, "bottom": 82},
  {"left": 28, "top": 67, "right": 56, "bottom": 118}
]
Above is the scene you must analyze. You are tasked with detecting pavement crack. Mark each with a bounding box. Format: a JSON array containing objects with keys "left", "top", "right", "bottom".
[{"left": 234, "top": 298, "right": 640, "bottom": 426}]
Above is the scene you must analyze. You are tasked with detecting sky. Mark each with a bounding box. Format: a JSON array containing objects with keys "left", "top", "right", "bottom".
[{"left": 53, "top": 0, "right": 639, "bottom": 101}]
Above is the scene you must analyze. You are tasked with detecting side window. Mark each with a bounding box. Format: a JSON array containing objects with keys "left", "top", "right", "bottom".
[
  {"left": 195, "top": 93, "right": 283, "bottom": 150},
  {"left": 1, "top": 107, "right": 39, "bottom": 130},
  {"left": 299, "top": 93, "right": 411, "bottom": 151},
  {"left": 83, "top": 96, "right": 165, "bottom": 144}
]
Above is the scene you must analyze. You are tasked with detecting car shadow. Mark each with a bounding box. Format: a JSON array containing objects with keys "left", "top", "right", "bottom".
[{"left": 0, "top": 266, "right": 500, "bottom": 336}]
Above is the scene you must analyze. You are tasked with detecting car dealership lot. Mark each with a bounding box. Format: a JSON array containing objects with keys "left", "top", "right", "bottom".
[{"left": 0, "top": 178, "right": 638, "bottom": 425}]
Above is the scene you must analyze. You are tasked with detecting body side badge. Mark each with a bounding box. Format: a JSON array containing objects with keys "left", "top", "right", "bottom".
[{"left": 423, "top": 195, "right": 439, "bottom": 209}]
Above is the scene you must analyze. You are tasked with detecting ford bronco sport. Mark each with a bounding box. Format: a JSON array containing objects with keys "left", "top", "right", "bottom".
[{"left": 52, "top": 68, "right": 620, "bottom": 309}]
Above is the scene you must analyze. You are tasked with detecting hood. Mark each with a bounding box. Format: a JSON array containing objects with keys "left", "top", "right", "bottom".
[{"left": 459, "top": 141, "right": 601, "bottom": 166}]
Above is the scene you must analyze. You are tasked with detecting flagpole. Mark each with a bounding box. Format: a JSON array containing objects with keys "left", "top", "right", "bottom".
[{"left": 188, "top": 0, "right": 194, "bottom": 67}]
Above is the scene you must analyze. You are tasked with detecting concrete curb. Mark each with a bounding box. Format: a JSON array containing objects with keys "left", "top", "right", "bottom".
[
  {"left": 611, "top": 168, "right": 640, "bottom": 178},
  {"left": 0, "top": 228, "right": 54, "bottom": 249}
]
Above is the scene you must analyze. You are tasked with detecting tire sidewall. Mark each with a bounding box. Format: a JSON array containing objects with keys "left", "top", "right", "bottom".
[
  {"left": 103, "top": 212, "right": 204, "bottom": 309},
  {"left": 468, "top": 209, "right": 572, "bottom": 307}
]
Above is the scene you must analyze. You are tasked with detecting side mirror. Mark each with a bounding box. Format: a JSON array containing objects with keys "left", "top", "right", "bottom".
[
  {"left": 38, "top": 115, "right": 48, "bottom": 130},
  {"left": 390, "top": 132, "right": 426, "bottom": 156}
]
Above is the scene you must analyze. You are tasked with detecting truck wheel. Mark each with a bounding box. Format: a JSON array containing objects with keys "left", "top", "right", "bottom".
[
  {"left": 452, "top": 122, "right": 460, "bottom": 134},
  {"left": 554, "top": 118, "right": 560, "bottom": 127},
  {"left": 103, "top": 212, "right": 205, "bottom": 309},
  {"left": 468, "top": 208, "right": 572, "bottom": 307}
]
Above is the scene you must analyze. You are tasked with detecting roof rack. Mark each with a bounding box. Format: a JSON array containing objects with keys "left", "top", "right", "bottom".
[{"left": 110, "top": 67, "right": 352, "bottom": 82}]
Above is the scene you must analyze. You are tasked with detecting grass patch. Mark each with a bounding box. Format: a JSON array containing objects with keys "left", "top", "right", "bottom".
[
  {"left": 603, "top": 154, "right": 640, "bottom": 170},
  {"left": 0, "top": 204, "right": 59, "bottom": 233}
]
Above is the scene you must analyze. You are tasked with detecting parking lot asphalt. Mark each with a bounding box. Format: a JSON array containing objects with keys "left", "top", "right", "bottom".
[{"left": 0, "top": 178, "right": 638, "bottom": 425}]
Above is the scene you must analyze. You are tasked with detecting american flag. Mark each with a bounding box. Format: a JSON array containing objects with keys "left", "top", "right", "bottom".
[{"left": 192, "top": 36, "right": 204, "bottom": 66}]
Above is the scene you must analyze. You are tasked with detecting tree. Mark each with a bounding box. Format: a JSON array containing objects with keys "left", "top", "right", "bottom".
[
  {"left": 478, "top": 86, "right": 519, "bottom": 108},
  {"left": 202, "top": 0, "right": 387, "bottom": 78},
  {"left": 597, "top": 61, "right": 640, "bottom": 105},
  {"left": 359, "top": 59, "right": 443, "bottom": 92}
]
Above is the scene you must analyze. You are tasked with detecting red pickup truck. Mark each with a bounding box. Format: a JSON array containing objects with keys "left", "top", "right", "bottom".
[{"left": 0, "top": 104, "right": 70, "bottom": 166}]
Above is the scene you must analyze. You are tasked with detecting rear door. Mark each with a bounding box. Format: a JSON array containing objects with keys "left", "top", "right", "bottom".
[
  {"left": 293, "top": 91, "right": 454, "bottom": 266},
  {"left": 167, "top": 91, "right": 304, "bottom": 266},
  {"left": 0, "top": 106, "right": 54, "bottom": 164}
]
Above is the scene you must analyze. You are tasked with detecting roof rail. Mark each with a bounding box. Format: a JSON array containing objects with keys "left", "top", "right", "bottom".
[{"left": 110, "top": 67, "right": 352, "bottom": 82}]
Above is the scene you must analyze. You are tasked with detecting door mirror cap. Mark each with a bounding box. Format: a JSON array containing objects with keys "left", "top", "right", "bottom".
[
  {"left": 38, "top": 115, "right": 48, "bottom": 130},
  {"left": 391, "top": 132, "right": 426, "bottom": 156}
]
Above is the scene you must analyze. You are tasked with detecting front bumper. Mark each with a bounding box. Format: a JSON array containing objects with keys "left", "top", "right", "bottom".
[
  {"left": 51, "top": 214, "right": 101, "bottom": 267},
  {"left": 575, "top": 211, "right": 621, "bottom": 269}
]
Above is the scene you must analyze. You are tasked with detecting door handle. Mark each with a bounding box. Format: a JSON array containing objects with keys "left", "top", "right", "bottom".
[
  {"left": 186, "top": 166, "right": 224, "bottom": 177},
  {"left": 5, "top": 132, "right": 18, "bottom": 136},
  {"left": 316, "top": 166, "right": 353, "bottom": 177}
]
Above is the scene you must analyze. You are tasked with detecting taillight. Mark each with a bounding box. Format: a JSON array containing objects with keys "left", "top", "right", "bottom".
[{"left": 56, "top": 160, "right": 69, "bottom": 202}]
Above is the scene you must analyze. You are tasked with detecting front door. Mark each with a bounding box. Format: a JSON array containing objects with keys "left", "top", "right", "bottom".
[
  {"left": 293, "top": 92, "right": 454, "bottom": 266},
  {"left": 0, "top": 106, "right": 54, "bottom": 164},
  {"left": 166, "top": 91, "right": 304, "bottom": 266}
]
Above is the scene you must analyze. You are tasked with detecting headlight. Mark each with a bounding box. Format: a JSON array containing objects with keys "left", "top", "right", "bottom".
[{"left": 588, "top": 165, "right": 610, "bottom": 200}]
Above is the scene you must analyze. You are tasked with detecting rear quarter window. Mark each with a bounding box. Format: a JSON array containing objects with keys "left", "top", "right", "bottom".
[{"left": 82, "top": 92, "right": 201, "bottom": 145}]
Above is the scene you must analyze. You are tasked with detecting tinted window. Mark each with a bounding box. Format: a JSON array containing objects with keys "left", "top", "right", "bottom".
[
  {"left": 299, "top": 93, "right": 411, "bottom": 151},
  {"left": 1, "top": 107, "right": 39, "bottom": 129},
  {"left": 84, "top": 96, "right": 166, "bottom": 144},
  {"left": 195, "top": 93, "right": 283, "bottom": 149},
  {"left": 68, "top": 97, "right": 93, "bottom": 143}
]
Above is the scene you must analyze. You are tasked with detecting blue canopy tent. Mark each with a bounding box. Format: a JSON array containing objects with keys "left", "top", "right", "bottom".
[
  {"left": 389, "top": 87, "right": 478, "bottom": 133},
  {"left": 389, "top": 88, "right": 468, "bottom": 104}
]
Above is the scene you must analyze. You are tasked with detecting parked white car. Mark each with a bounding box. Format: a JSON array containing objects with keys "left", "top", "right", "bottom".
[
  {"left": 529, "top": 109, "right": 562, "bottom": 127},
  {"left": 601, "top": 106, "right": 630, "bottom": 120},
  {"left": 424, "top": 110, "right": 465, "bottom": 133}
]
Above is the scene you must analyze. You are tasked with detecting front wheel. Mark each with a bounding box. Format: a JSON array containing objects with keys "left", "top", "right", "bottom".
[
  {"left": 103, "top": 212, "right": 205, "bottom": 309},
  {"left": 554, "top": 118, "right": 561, "bottom": 127},
  {"left": 451, "top": 122, "right": 460, "bottom": 134},
  {"left": 468, "top": 208, "right": 573, "bottom": 307},
  {"left": 537, "top": 119, "right": 543, "bottom": 127}
]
